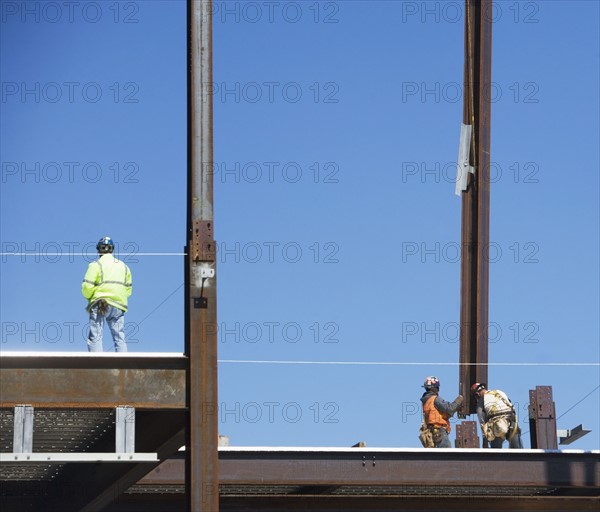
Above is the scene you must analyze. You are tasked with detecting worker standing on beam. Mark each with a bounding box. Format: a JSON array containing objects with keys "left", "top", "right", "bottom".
[
  {"left": 471, "top": 383, "right": 523, "bottom": 448},
  {"left": 420, "top": 377, "right": 464, "bottom": 448},
  {"left": 82, "top": 236, "right": 133, "bottom": 352}
]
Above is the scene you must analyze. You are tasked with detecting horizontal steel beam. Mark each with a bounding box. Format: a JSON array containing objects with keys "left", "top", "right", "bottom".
[
  {"left": 0, "top": 352, "right": 186, "bottom": 370},
  {"left": 138, "top": 448, "right": 600, "bottom": 489},
  {"left": 0, "top": 367, "right": 185, "bottom": 408},
  {"left": 1, "top": 453, "right": 158, "bottom": 462},
  {"left": 51, "top": 494, "right": 600, "bottom": 512},
  {"left": 217, "top": 496, "right": 600, "bottom": 512}
]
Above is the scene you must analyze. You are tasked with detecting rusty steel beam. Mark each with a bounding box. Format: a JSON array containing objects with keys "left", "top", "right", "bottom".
[
  {"left": 220, "top": 450, "right": 600, "bottom": 489},
  {"left": 529, "top": 386, "right": 558, "bottom": 450},
  {"left": 138, "top": 449, "right": 600, "bottom": 490},
  {"left": 102, "top": 495, "right": 600, "bottom": 512},
  {"left": 217, "top": 496, "right": 600, "bottom": 512},
  {"left": 459, "top": 0, "right": 492, "bottom": 416},
  {"left": 0, "top": 353, "right": 186, "bottom": 370},
  {"left": 0, "top": 368, "right": 185, "bottom": 409},
  {"left": 455, "top": 421, "right": 480, "bottom": 448},
  {"left": 186, "top": 1, "right": 218, "bottom": 511}
]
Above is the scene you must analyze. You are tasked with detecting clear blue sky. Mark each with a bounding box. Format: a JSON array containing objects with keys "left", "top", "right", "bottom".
[{"left": 1, "top": 0, "right": 598, "bottom": 450}]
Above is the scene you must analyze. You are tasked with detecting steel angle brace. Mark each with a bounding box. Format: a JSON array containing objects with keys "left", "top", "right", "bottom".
[{"left": 455, "top": 123, "right": 474, "bottom": 195}]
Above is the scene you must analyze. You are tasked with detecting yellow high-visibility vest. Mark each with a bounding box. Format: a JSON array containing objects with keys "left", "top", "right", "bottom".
[{"left": 82, "top": 254, "right": 132, "bottom": 312}]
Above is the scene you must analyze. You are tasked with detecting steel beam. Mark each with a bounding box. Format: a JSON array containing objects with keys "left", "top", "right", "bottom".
[
  {"left": 138, "top": 448, "right": 600, "bottom": 489},
  {"left": 101, "top": 495, "right": 600, "bottom": 512},
  {"left": 1, "top": 453, "right": 157, "bottom": 462},
  {"left": 0, "top": 352, "right": 186, "bottom": 370},
  {"left": 529, "top": 386, "right": 558, "bottom": 450},
  {"left": 186, "top": 1, "right": 218, "bottom": 511},
  {"left": 458, "top": 0, "right": 492, "bottom": 416},
  {"left": 218, "top": 449, "right": 600, "bottom": 488},
  {"left": 0, "top": 368, "right": 185, "bottom": 408},
  {"left": 455, "top": 420, "right": 480, "bottom": 448}
]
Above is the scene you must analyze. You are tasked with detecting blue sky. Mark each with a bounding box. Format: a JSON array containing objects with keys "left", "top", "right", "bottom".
[{"left": 1, "top": 0, "right": 599, "bottom": 450}]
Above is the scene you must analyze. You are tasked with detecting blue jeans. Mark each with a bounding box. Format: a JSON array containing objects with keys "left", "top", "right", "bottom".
[
  {"left": 434, "top": 427, "right": 451, "bottom": 448},
  {"left": 87, "top": 304, "right": 127, "bottom": 352},
  {"left": 490, "top": 425, "right": 523, "bottom": 449}
]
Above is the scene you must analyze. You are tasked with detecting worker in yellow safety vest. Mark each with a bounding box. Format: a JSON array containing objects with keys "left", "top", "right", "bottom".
[
  {"left": 82, "top": 236, "right": 132, "bottom": 352},
  {"left": 419, "top": 376, "right": 464, "bottom": 448},
  {"left": 472, "top": 383, "right": 523, "bottom": 449}
]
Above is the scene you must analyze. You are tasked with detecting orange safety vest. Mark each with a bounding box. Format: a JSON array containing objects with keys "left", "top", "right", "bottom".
[{"left": 423, "top": 395, "right": 451, "bottom": 432}]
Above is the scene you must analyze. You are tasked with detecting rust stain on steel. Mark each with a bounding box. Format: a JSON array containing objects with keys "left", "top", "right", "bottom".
[{"left": 0, "top": 368, "right": 185, "bottom": 408}]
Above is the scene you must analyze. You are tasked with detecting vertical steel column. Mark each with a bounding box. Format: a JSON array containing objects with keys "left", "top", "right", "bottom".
[
  {"left": 528, "top": 386, "right": 558, "bottom": 450},
  {"left": 458, "top": 0, "right": 492, "bottom": 416},
  {"left": 13, "top": 405, "right": 33, "bottom": 453},
  {"left": 186, "top": 1, "right": 218, "bottom": 511},
  {"left": 455, "top": 420, "right": 480, "bottom": 448}
]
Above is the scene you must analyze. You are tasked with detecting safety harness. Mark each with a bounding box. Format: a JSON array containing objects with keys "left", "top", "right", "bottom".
[{"left": 483, "top": 391, "right": 518, "bottom": 442}]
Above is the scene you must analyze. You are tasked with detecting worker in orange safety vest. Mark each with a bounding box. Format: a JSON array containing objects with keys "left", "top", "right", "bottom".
[{"left": 420, "top": 376, "right": 464, "bottom": 448}]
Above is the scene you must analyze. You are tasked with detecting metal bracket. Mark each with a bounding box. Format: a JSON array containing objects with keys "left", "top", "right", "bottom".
[
  {"left": 13, "top": 405, "right": 33, "bottom": 454},
  {"left": 455, "top": 123, "right": 474, "bottom": 195},
  {"left": 194, "top": 297, "right": 208, "bottom": 309},
  {"left": 116, "top": 406, "right": 135, "bottom": 454},
  {"left": 191, "top": 220, "right": 216, "bottom": 263}
]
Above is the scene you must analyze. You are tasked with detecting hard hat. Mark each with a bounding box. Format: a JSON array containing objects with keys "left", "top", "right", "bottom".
[
  {"left": 423, "top": 376, "right": 440, "bottom": 389},
  {"left": 471, "top": 383, "right": 486, "bottom": 394},
  {"left": 96, "top": 236, "right": 115, "bottom": 253}
]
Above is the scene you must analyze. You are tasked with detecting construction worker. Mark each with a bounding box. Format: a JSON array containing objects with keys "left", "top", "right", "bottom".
[
  {"left": 420, "top": 376, "right": 464, "bottom": 448},
  {"left": 471, "top": 383, "right": 523, "bottom": 449},
  {"left": 82, "top": 236, "right": 133, "bottom": 352}
]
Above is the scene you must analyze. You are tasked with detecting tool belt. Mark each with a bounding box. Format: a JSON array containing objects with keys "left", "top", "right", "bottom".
[
  {"left": 418, "top": 421, "right": 435, "bottom": 448},
  {"left": 429, "top": 425, "right": 446, "bottom": 445},
  {"left": 483, "top": 413, "right": 517, "bottom": 442},
  {"left": 423, "top": 424, "right": 447, "bottom": 446},
  {"left": 95, "top": 299, "right": 110, "bottom": 316}
]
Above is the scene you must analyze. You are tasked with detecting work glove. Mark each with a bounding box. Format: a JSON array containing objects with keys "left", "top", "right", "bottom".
[{"left": 454, "top": 395, "right": 464, "bottom": 405}]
